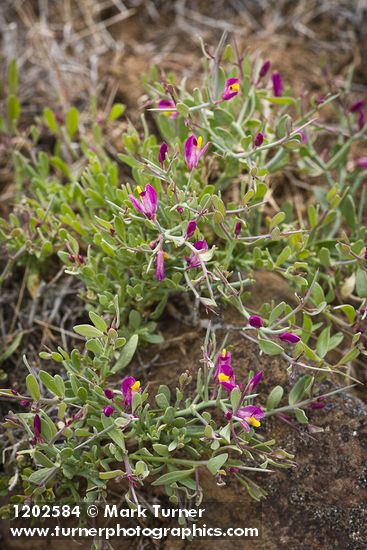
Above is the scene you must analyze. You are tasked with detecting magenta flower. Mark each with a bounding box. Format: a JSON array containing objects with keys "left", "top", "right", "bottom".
[
  {"left": 20, "top": 399, "right": 30, "bottom": 408},
  {"left": 185, "top": 220, "right": 197, "bottom": 239},
  {"left": 349, "top": 100, "right": 364, "bottom": 112},
  {"left": 104, "top": 389, "right": 114, "bottom": 400},
  {"left": 272, "top": 71, "right": 283, "bottom": 97},
  {"left": 121, "top": 376, "right": 141, "bottom": 409},
  {"left": 32, "top": 414, "right": 44, "bottom": 445},
  {"left": 259, "top": 60, "right": 271, "bottom": 79},
  {"left": 103, "top": 405, "right": 114, "bottom": 417},
  {"left": 249, "top": 315, "right": 264, "bottom": 329},
  {"left": 157, "top": 99, "right": 177, "bottom": 119},
  {"left": 299, "top": 130, "right": 307, "bottom": 144},
  {"left": 184, "top": 135, "right": 210, "bottom": 171},
  {"left": 186, "top": 240, "right": 209, "bottom": 269},
  {"left": 214, "top": 349, "right": 236, "bottom": 392},
  {"left": 129, "top": 184, "right": 158, "bottom": 220},
  {"left": 245, "top": 370, "right": 264, "bottom": 394},
  {"left": 234, "top": 221, "right": 241, "bottom": 238},
  {"left": 254, "top": 132, "right": 264, "bottom": 147},
  {"left": 310, "top": 396, "right": 325, "bottom": 410},
  {"left": 236, "top": 405, "right": 265, "bottom": 432},
  {"left": 217, "top": 363, "right": 236, "bottom": 392},
  {"left": 214, "top": 348, "right": 232, "bottom": 379},
  {"left": 358, "top": 110, "right": 365, "bottom": 130},
  {"left": 279, "top": 332, "right": 300, "bottom": 344},
  {"left": 155, "top": 249, "right": 165, "bottom": 281},
  {"left": 356, "top": 158, "right": 367, "bottom": 169},
  {"left": 158, "top": 142, "right": 168, "bottom": 168},
  {"left": 222, "top": 78, "right": 240, "bottom": 100}
]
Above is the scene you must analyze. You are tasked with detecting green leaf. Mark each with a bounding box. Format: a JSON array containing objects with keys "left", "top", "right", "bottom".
[
  {"left": 275, "top": 245, "right": 292, "bottom": 267},
  {"left": 269, "top": 212, "right": 286, "bottom": 230},
  {"left": 316, "top": 326, "right": 330, "bottom": 358},
  {"left": 155, "top": 393, "right": 170, "bottom": 409},
  {"left": 99, "top": 470, "right": 124, "bottom": 480},
  {"left": 39, "top": 371, "right": 60, "bottom": 397},
  {"left": 176, "top": 103, "right": 189, "bottom": 117},
  {"left": 341, "top": 195, "right": 356, "bottom": 229},
  {"left": 0, "top": 332, "right": 23, "bottom": 363},
  {"left": 112, "top": 334, "right": 138, "bottom": 372},
  {"left": 258, "top": 338, "right": 284, "bottom": 356},
  {"left": 207, "top": 453, "right": 228, "bottom": 475},
  {"left": 8, "top": 59, "right": 18, "bottom": 94},
  {"left": 33, "top": 451, "right": 55, "bottom": 469},
  {"left": 333, "top": 305, "right": 355, "bottom": 325},
  {"left": 73, "top": 324, "right": 104, "bottom": 338},
  {"left": 28, "top": 467, "right": 57, "bottom": 485},
  {"left": 108, "top": 103, "right": 126, "bottom": 122},
  {"left": 336, "top": 347, "right": 360, "bottom": 366},
  {"left": 294, "top": 408, "right": 308, "bottom": 424},
  {"left": 43, "top": 107, "right": 58, "bottom": 133},
  {"left": 265, "top": 97, "right": 296, "bottom": 105},
  {"left": 288, "top": 375, "right": 313, "bottom": 406},
  {"left": 26, "top": 374, "right": 40, "bottom": 401},
  {"left": 88, "top": 311, "right": 107, "bottom": 333},
  {"left": 266, "top": 386, "right": 284, "bottom": 410},
  {"left": 152, "top": 444, "right": 169, "bottom": 457},
  {"left": 7, "top": 95, "right": 20, "bottom": 123},
  {"left": 230, "top": 387, "right": 241, "bottom": 411},
  {"left": 152, "top": 468, "right": 195, "bottom": 486},
  {"left": 356, "top": 268, "right": 367, "bottom": 298},
  {"left": 66, "top": 107, "right": 79, "bottom": 139}
]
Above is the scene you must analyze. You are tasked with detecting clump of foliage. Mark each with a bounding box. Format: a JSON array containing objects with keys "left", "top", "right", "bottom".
[{"left": 0, "top": 41, "right": 366, "bottom": 509}]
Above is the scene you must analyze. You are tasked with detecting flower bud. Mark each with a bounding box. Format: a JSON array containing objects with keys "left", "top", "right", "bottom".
[{"left": 249, "top": 315, "right": 264, "bottom": 328}]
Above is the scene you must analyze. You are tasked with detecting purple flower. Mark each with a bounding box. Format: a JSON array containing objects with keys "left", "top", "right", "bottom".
[
  {"left": 155, "top": 249, "right": 165, "bottom": 281},
  {"left": 158, "top": 142, "right": 168, "bottom": 168},
  {"left": 214, "top": 349, "right": 236, "bottom": 392},
  {"left": 234, "top": 221, "right": 241, "bottom": 238},
  {"left": 157, "top": 99, "right": 177, "bottom": 119},
  {"left": 272, "top": 71, "right": 283, "bottom": 97},
  {"left": 249, "top": 315, "right": 264, "bottom": 328},
  {"left": 349, "top": 100, "right": 364, "bottom": 112},
  {"left": 184, "top": 135, "right": 210, "bottom": 171},
  {"left": 32, "top": 414, "right": 43, "bottom": 445},
  {"left": 214, "top": 348, "right": 232, "bottom": 378},
  {"left": 279, "top": 332, "right": 300, "bottom": 344},
  {"left": 216, "top": 363, "right": 236, "bottom": 392},
  {"left": 356, "top": 157, "right": 367, "bottom": 169},
  {"left": 245, "top": 370, "right": 264, "bottom": 394},
  {"left": 185, "top": 220, "right": 197, "bottom": 239},
  {"left": 104, "top": 389, "right": 114, "bottom": 400},
  {"left": 299, "top": 130, "right": 307, "bottom": 144},
  {"left": 254, "top": 132, "right": 264, "bottom": 147},
  {"left": 259, "top": 60, "right": 271, "bottom": 79},
  {"left": 222, "top": 78, "right": 240, "bottom": 101},
  {"left": 129, "top": 184, "right": 158, "bottom": 220},
  {"left": 358, "top": 110, "right": 365, "bottom": 130},
  {"left": 310, "top": 396, "right": 325, "bottom": 410},
  {"left": 236, "top": 405, "right": 265, "bottom": 432},
  {"left": 186, "top": 240, "right": 209, "bottom": 269},
  {"left": 20, "top": 399, "right": 30, "bottom": 408},
  {"left": 121, "top": 376, "right": 141, "bottom": 409},
  {"left": 103, "top": 405, "right": 114, "bottom": 417}
]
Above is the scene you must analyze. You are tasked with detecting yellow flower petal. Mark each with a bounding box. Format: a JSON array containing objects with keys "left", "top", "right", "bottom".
[{"left": 131, "top": 381, "right": 141, "bottom": 392}]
